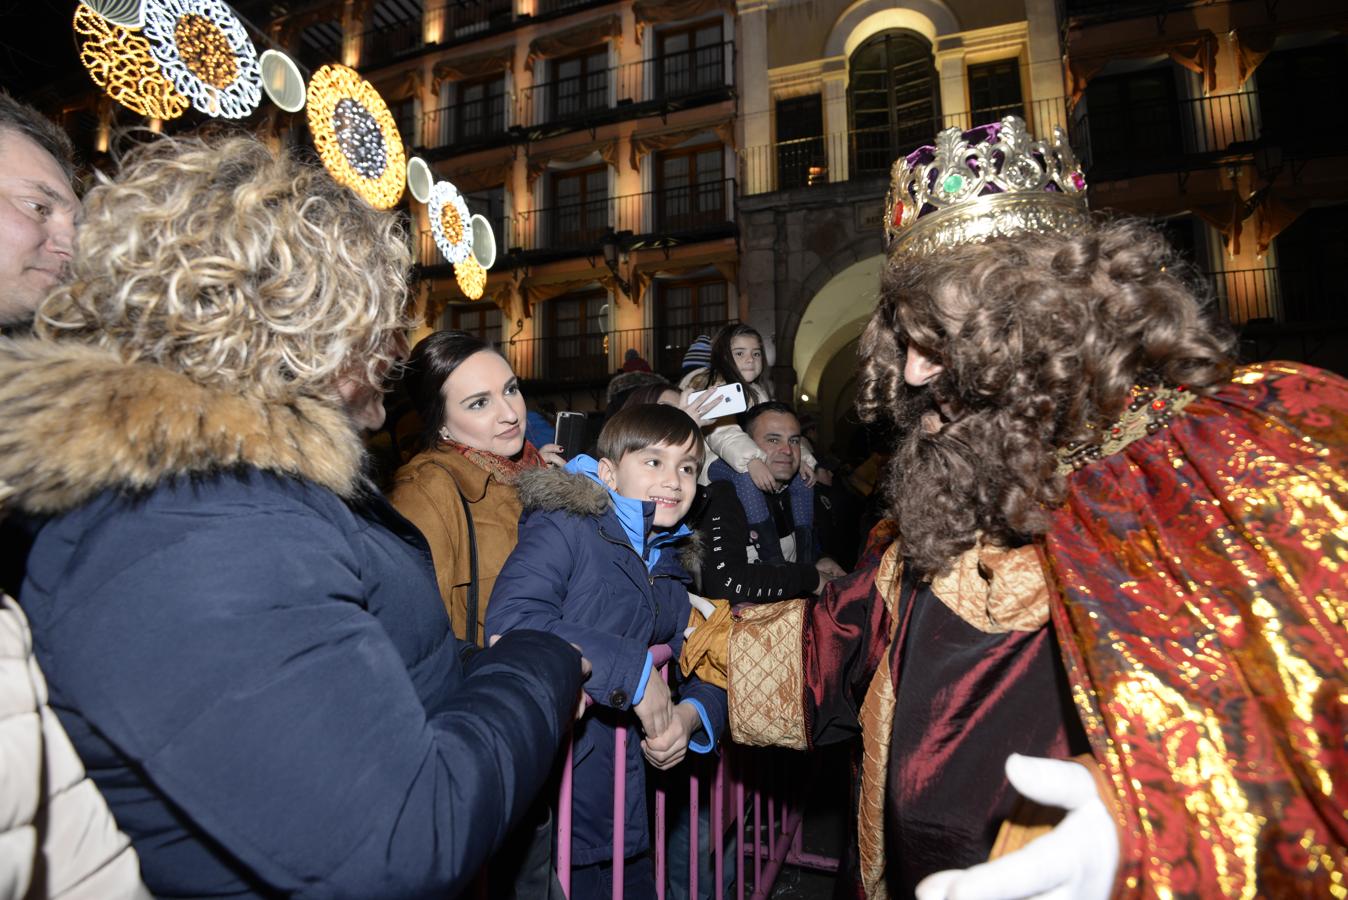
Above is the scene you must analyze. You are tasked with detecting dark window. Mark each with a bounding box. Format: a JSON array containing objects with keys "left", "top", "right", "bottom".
[
  {"left": 967, "top": 59, "right": 1024, "bottom": 126},
  {"left": 389, "top": 96, "right": 417, "bottom": 151},
  {"left": 457, "top": 76, "right": 506, "bottom": 141},
  {"left": 461, "top": 185, "right": 506, "bottom": 253},
  {"left": 657, "top": 145, "right": 725, "bottom": 233},
  {"left": 656, "top": 19, "right": 724, "bottom": 99},
  {"left": 443, "top": 0, "right": 511, "bottom": 37},
  {"left": 1277, "top": 204, "right": 1348, "bottom": 324},
  {"left": 1082, "top": 63, "right": 1181, "bottom": 176},
  {"left": 297, "top": 20, "right": 342, "bottom": 73},
  {"left": 847, "top": 30, "right": 940, "bottom": 177},
  {"left": 552, "top": 46, "right": 610, "bottom": 120},
  {"left": 448, "top": 304, "right": 503, "bottom": 345},
  {"left": 362, "top": 0, "right": 423, "bottom": 66},
  {"left": 1256, "top": 39, "right": 1348, "bottom": 149},
  {"left": 776, "top": 94, "right": 825, "bottom": 190},
  {"left": 549, "top": 291, "right": 609, "bottom": 379},
  {"left": 657, "top": 279, "right": 730, "bottom": 374},
  {"left": 550, "top": 166, "right": 609, "bottom": 249}
]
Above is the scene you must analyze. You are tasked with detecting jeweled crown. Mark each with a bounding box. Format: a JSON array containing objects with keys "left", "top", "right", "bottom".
[{"left": 884, "top": 116, "right": 1090, "bottom": 257}]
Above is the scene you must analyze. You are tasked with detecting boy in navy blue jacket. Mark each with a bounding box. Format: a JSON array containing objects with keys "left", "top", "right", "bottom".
[{"left": 487, "top": 404, "right": 727, "bottom": 900}]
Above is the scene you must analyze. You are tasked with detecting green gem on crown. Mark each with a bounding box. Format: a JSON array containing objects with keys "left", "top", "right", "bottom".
[{"left": 942, "top": 173, "right": 965, "bottom": 193}]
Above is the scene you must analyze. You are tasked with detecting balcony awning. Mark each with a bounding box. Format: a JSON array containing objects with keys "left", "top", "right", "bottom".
[
  {"left": 630, "top": 119, "right": 734, "bottom": 172},
  {"left": 432, "top": 45, "right": 514, "bottom": 92},
  {"left": 518, "top": 265, "right": 616, "bottom": 317},
  {"left": 525, "top": 15, "right": 622, "bottom": 74},
  {"left": 629, "top": 241, "right": 738, "bottom": 308},
  {"left": 1066, "top": 30, "right": 1217, "bottom": 108},
  {"left": 632, "top": 0, "right": 734, "bottom": 44},
  {"left": 526, "top": 140, "right": 621, "bottom": 187}
]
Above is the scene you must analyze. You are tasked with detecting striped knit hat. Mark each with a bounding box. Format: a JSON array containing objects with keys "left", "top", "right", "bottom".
[{"left": 681, "top": 334, "right": 713, "bottom": 373}]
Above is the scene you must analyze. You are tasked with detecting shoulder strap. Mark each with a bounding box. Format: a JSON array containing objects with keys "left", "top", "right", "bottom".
[{"left": 456, "top": 489, "right": 481, "bottom": 646}]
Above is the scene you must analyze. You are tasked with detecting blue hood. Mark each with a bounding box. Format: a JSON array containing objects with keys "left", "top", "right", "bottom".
[{"left": 565, "top": 454, "right": 691, "bottom": 571}]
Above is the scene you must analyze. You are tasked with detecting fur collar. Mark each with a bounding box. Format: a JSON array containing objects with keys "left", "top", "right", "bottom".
[
  {"left": 0, "top": 338, "right": 366, "bottom": 515},
  {"left": 516, "top": 466, "right": 704, "bottom": 570}
]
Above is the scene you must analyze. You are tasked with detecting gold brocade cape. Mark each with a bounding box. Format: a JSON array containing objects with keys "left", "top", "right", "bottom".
[{"left": 723, "top": 363, "right": 1348, "bottom": 899}]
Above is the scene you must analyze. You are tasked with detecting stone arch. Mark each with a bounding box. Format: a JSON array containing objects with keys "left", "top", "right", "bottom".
[
  {"left": 824, "top": 0, "right": 960, "bottom": 60},
  {"left": 775, "top": 233, "right": 885, "bottom": 410}
]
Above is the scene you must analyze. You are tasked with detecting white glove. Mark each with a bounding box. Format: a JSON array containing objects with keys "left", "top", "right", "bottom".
[
  {"left": 915, "top": 754, "right": 1118, "bottom": 900},
  {"left": 684, "top": 592, "right": 717, "bottom": 638}
]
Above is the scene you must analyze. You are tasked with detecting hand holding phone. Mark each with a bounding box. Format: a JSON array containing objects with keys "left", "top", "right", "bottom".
[
  {"left": 684, "top": 383, "right": 748, "bottom": 422},
  {"left": 554, "top": 411, "right": 587, "bottom": 460}
]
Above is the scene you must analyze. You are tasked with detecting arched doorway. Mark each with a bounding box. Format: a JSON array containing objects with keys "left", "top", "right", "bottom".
[{"left": 848, "top": 30, "right": 941, "bottom": 177}]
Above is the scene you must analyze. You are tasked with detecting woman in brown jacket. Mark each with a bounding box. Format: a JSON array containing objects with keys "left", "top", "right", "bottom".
[{"left": 390, "top": 330, "right": 563, "bottom": 645}]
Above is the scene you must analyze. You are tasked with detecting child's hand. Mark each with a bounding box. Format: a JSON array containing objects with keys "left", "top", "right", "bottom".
[
  {"left": 642, "top": 702, "right": 701, "bottom": 770},
  {"left": 633, "top": 670, "right": 674, "bottom": 737},
  {"left": 799, "top": 461, "right": 817, "bottom": 487},
  {"left": 747, "top": 458, "right": 776, "bottom": 491}
]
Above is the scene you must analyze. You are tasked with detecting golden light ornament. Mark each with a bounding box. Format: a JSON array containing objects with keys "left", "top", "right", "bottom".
[
  {"left": 306, "top": 65, "right": 408, "bottom": 210},
  {"left": 455, "top": 255, "right": 487, "bottom": 300},
  {"left": 140, "top": 0, "right": 262, "bottom": 118},
  {"left": 428, "top": 180, "right": 474, "bottom": 264},
  {"left": 74, "top": 3, "right": 189, "bottom": 120}
]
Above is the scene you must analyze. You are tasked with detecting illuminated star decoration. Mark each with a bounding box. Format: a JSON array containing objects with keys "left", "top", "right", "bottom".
[
  {"left": 428, "top": 180, "right": 474, "bottom": 264},
  {"left": 74, "top": 3, "right": 190, "bottom": 120},
  {"left": 306, "top": 65, "right": 408, "bottom": 209},
  {"left": 139, "top": 0, "right": 263, "bottom": 118}
]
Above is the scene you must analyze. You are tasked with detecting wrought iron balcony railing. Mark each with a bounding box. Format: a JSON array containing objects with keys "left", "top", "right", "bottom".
[{"left": 504, "top": 322, "right": 736, "bottom": 385}]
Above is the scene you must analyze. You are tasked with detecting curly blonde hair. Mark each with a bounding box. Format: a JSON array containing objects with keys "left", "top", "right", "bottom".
[
  {"left": 37, "top": 134, "right": 411, "bottom": 400},
  {"left": 857, "top": 218, "right": 1236, "bottom": 576}
]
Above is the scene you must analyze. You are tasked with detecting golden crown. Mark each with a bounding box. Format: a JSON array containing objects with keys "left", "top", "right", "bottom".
[{"left": 884, "top": 115, "right": 1090, "bottom": 257}]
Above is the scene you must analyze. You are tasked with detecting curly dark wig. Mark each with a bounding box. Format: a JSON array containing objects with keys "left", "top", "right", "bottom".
[{"left": 856, "top": 218, "right": 1237, "bottom": 576}]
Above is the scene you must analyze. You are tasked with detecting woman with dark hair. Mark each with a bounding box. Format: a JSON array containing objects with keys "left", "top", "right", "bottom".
[{"left": 390, "top": 330, "right": 563, "bottom": 646}]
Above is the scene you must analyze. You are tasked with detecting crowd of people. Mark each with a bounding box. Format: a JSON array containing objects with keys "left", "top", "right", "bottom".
[{"left": 0, "top": 86, "right": 1343, "bottom": 900}]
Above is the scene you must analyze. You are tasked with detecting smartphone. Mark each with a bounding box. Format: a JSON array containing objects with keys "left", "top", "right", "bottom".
[
  {"left": 554, "top": 411, "right": 588, "bottom": 460},
  {"left": 686, "top": 383, "right": 748, "bottom": 422}
]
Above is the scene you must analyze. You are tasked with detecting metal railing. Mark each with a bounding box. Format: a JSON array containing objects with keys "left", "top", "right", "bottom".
[
  {"left": 518, "top": 42, "right": 733, "bottom": 130},
  {"left": 425, "top": 0, "right": 512, "bottom": 40},
  {"left": 739, "top": 97, "right": 1070, "bottom": 195},
  {"left": 509, "top": 179, "right": 736, "bottom": 253},
  {"left": 421, "top": 93, "right": 511, "bottom": 149},
  {"left": 359, "top": 15, "right": 424, "bottom": 67},
  {"left": 1075, "top": 90, "right": 1260, "bottom": 178},
  {"left": 504, "top": 324, "right": 733, "bottom": 385}
]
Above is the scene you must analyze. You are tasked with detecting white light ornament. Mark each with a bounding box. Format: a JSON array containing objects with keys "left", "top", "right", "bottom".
[
  {"left": 140, "top": 0, "right": 263, "bottom": 119},
  {"left": 469, "top": 213, "right": 496, "bottom": 270},
  {"left": 428, "top": 180, "right": 473, "bottom": 264},
  {"left": 83, "top": 0, "right": 144, "bottom": 28},
  {"left": 406, "top": 157, "right": 433, "bottom": 203},
  {"left": 259, "top": 49, "right": 305, "bottom": 112}
]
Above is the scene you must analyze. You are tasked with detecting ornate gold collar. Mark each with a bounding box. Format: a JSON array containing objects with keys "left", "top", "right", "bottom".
[{"left": 1056, "top": 383, "right": 1195, "bottom": 476}]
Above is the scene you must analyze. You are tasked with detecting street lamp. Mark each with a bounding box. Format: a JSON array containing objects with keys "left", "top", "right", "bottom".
[{"left": 601, "top": 228, "right": 633, "bottom": 298}]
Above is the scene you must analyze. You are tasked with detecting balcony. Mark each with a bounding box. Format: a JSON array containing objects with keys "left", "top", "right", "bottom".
[
  {"left": 509, "top": 179, "right": 737, "bottom": 258},
  {"left": 421, "top": 93, "right": 512, "bottom": 152},
  {"left": 360, "top": 14, "right": 424, "bottom": 68},
  {"left": 518, "top": 42, "right": 734, "bottom": 134},
  {"left": 739, "top": 98, "right": 1071, "bottom": 195},
  {"left": 425, "top": 0, "right": 512, "bottom": 41},
  {"left": 504, "top": 323, "right": 736, "bottom": 386}
]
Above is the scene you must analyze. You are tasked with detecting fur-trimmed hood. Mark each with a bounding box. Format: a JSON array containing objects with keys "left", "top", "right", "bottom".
[
  {"left": 0, "top": 338, "right": 366, "bottom": 515},
  {"left": 516, "top": 464, "right": 704, "bottom": 572}
]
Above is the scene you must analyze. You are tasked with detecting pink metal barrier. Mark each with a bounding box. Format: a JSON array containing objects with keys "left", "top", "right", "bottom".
[{"left": 557, "top": 645, "right": 838, "bottom": 900}]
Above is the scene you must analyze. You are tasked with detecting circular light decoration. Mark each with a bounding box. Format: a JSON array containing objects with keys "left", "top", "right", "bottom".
[
  {"left": 84, "top": 0, "right": 144, "bottom": 29},
  {"left": 428, "top": 180, "right": 473, "bottom": 264},
  {"left": 140, "top": 0, "right": 262, "bottom": 119},
  {"left": 455, "top": 255, "right": 487, "bottom": 300},
  {"left": 469, "top": 213, "right": 496, "bottom": 270},
  {"left": 74, "top": 3, "right": 189, "bottom": 120},
  {"left": 307, "top": 65, "right": 408, "bottom": 210},
  {"left": 406, "top": 157, "right": 433, "bottom": 204},
  {"left": 259, "top": 49, "right": 304, "bottom": 113}
]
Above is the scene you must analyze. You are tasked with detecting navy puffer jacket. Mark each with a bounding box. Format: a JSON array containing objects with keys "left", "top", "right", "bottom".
[{"left": 487, "top": 457, "right": 728, "bottom": 866}]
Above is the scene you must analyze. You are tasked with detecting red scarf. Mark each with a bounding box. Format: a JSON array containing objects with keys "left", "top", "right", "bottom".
[{"left": 443, "top": 439, "right": 545, "bottom": 485}]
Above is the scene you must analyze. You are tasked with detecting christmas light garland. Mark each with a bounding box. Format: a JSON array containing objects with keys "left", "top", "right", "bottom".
[
  {"left": 140, "top": 0, "right": 262, "bottom": 118},
  {"left": 75, "top": 3, "right": 189, "bottom": 120},
  {"left": 306, "top": 64, "right": 407, "bottom": 209}
]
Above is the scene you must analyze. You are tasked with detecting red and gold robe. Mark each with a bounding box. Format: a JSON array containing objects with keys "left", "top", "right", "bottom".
[{"left": 723, "top": 363, "right": 1348, "bottom": 898}]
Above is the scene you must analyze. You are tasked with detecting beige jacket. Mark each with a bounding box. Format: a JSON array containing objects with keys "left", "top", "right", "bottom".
[{"left": 0, "top": 594, "right": 149, "bottom": 900}]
